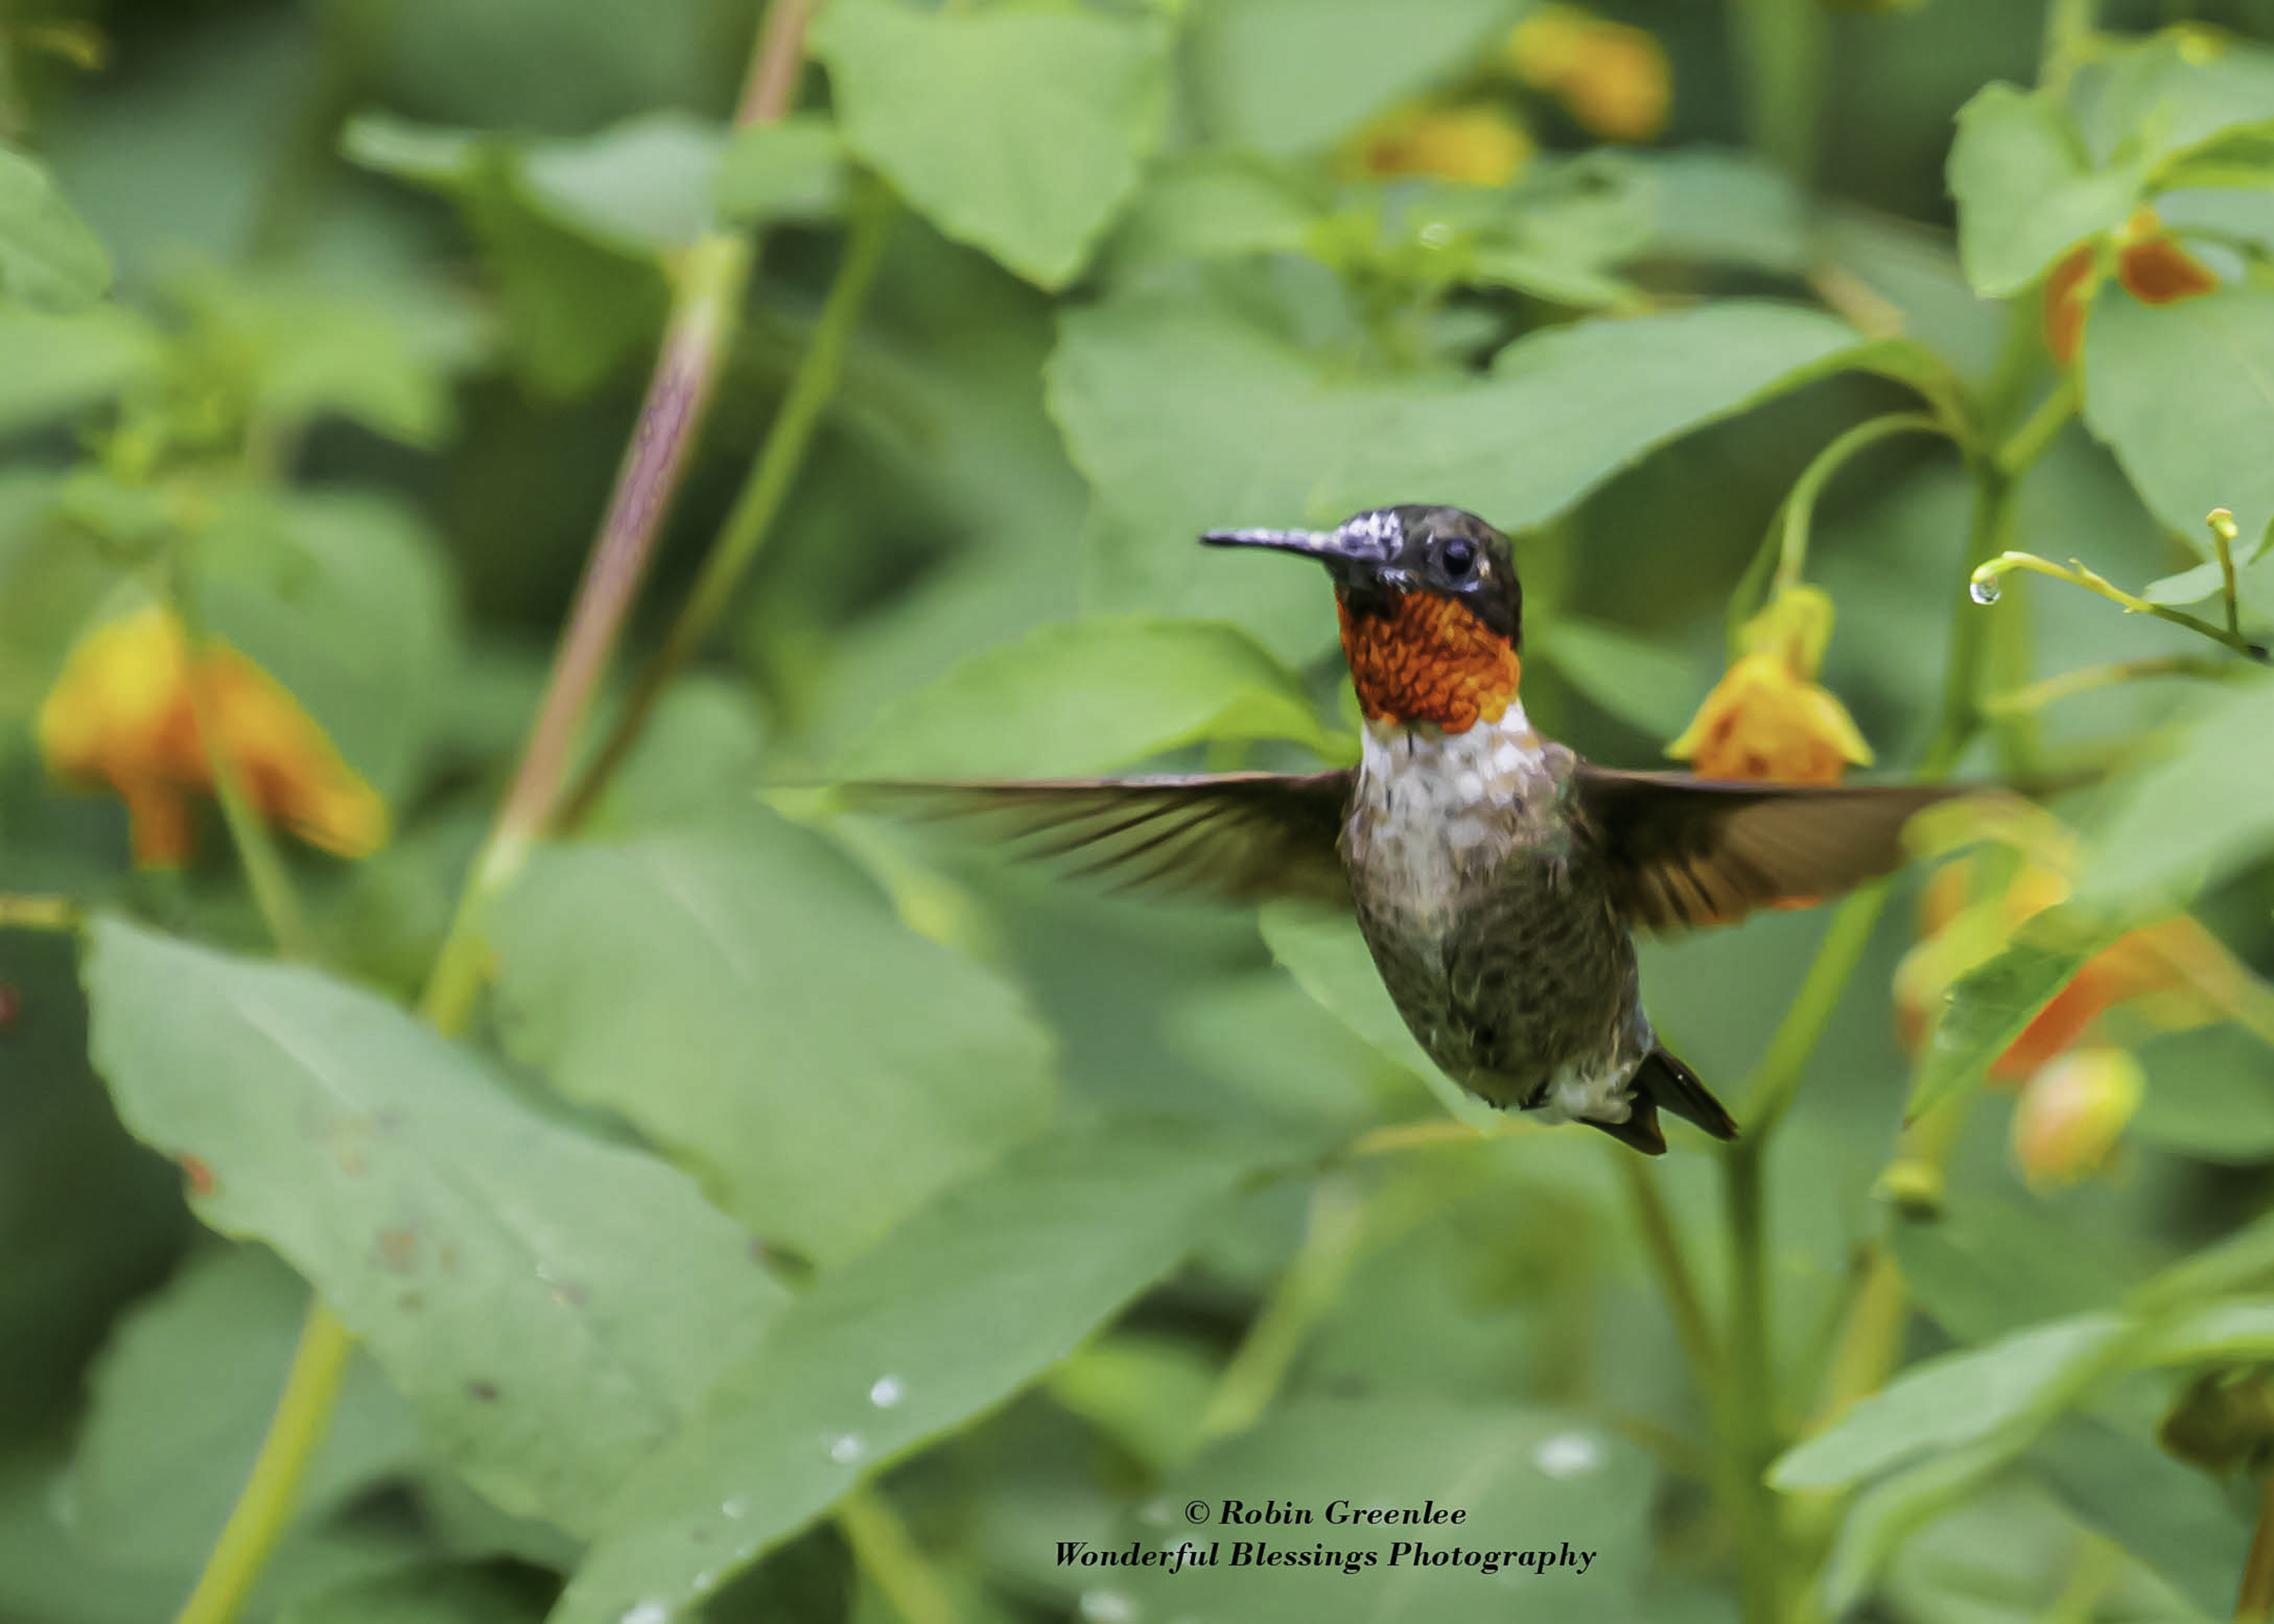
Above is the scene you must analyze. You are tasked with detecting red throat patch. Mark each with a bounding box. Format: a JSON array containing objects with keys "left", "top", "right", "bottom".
[{"left": 1337, "top": 592, "right": 1521, "bottom": 732}]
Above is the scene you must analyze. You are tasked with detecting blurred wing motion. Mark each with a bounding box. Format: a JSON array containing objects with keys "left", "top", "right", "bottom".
[
  {"left": 1575, "top": 767, "right": 1967, "bottom": 932},
  {"left": 842, "top": 772, "right": 1355, "bottom": 906}
]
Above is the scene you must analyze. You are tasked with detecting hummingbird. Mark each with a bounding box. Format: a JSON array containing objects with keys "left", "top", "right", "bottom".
[{"left": 854, "top": 505, "right": 1965, "bottom": 1153}]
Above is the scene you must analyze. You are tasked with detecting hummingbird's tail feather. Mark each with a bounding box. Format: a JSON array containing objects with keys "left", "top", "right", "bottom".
[
  {"left": 1582, "top": 1098, "right": 1668, "bottom": 1156},
  {"left": 1633, "top": 1047, "right": 1740, "bottom": 1142}
]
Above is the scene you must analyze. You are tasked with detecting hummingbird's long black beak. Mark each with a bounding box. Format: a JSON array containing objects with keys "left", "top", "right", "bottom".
[{"left": 1200, "top": 528, "right": 1343, "bottom": 560}]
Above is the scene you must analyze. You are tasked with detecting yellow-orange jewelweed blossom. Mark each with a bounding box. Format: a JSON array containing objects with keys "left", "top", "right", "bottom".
[
  {"left": 2011, "top": 1047, "right": 2143, "bottom": 1189},
  {"left": 1345, "top": 102, "right": 1533, "bottom": 187},
  {"left": 1507, "top": 5, "right": 1671, "bottom": 142},
  {"left": 2042, "top": 207, "right": 2218, "bottom": 364},
  {"left": 37, "top": 605, "right": 388, "bottom": 869},
  {"left": 1667, "top": 585, "right": 1873, "bottom": 787}
]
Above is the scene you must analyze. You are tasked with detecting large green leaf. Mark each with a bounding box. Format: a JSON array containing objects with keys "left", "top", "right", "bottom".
[
  {"left": 1893, "top": 1197, "right": 2137, "bottom": 1346},
  {"left": 1903, "top": 905, "right": 2130, "bottom": 1121},
  {"left": 1053, "top": 297, "right": 1871, "bottom": 661},
  {"left": 2074, "top": 31, "right": 2274, "bottom": 174},
  {"left": 2032, "top": 1416, "right": 2254, "bottom": 1619},
  {"left": 489, "top": 812, "right": 1057, "bottom": 1265},
  {"left": 813, "top": 0, "right": 1172, "bottom": 288},
  {"left": 1186, "top": 0, "right": 1522, "bottom": 158},
  {"left": 1948, "top": 82, "right": 2142, "bottom": 298},
  {"left": 713, "top": 114, "right": 849, "bottom": 226},
  {"left": 1770, "top": 1313, "right": 2128, "bottom": 1490},
  {"left": 1119, "top": 1397, "right": 1652, "bottom": 1622},
  {"left": 836, "top": 616, "right": 1348, "bottom": 778},
  {"left": 80, "top": 917, "right": 790, "bottom": 1534},
  {"left": 2079, "top": 677, "right": 2274, "bottom": 906},
  {"left": 551, "top": 1116, "right": 1273, "bottom": 1624},
  {"left": 0, "top": 304, "right": 162, "bottom": 436},
  {"left": 2082, "top": 285, "right": 2274, "bottom": 554},
  {"left": 64, "top": 1245, "right": 420, "bottom": 1570},
  {"left": 0, "top": 146, "right": 112, "bottom": 313}
]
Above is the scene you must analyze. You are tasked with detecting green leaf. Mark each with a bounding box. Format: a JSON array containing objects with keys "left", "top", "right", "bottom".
[
  {"left": 1634, "top": 147, "right": 1809, "bottom": 275},
  {"left": 1257, "top": 902, "right": 1497, "bottom": 1129},
  {"left": 1107, "top": 152, "right": 1321, "bottom": 269},
  {"left": 2135, "top": 1296, "right": 2274, "bottom": 1365},
  {"left": 0, "top": 470, "right": 117, "bottom": 717},
  {"left": 2032, "top": 1416, "right": 2253, "bottom": 1618},
  {"left": 1187, "top": 0, "right": 1522, "bottom": 158},
  {"left": 812, "top": 0, "right": 1172, "bottom": 288},
  {"left": 1904, "top": 905, "right": 2130, "bottom": 1122},
  {"left": 1055, "top": 296, "right": 1869, "bottom": 661},
  {"left": 0, "top": 146, "right": 111, "bottom": 312},
  {"left": 65, "top": 1245, "right": 420, "bottom": 1569},
  {"left": 1893, "top": 1197, "right": 2137, "bottom": 1346},
  {"left": 81, "top": 916, "right": 791, "bottom": 1534},
  {"left": 0, "top": 304, "right": 162, "bottom": 436},
  {"left": 1529, "top": 617, "right": 1706, "bottom": 738},
  {"left": 2133, "top": 1024, "right": 2274, "bottom": 1163},
  {"left": 836, "top": 616, "right": 1347, "bottom": 779},
  {"left": 551, "top": 1116, "right": 1273, "bottom": 1624},
  {"left": 714, "top": 113, "right": 849, "bottom": 226},
  {"left": 346, "top": 111, "right": 724, "bottom": 252},
  {"left": 1817, "top": 1439, "right": 2017, "bottom": 1615},
  {"left": 2075, "top": 31, "right": 2274, "bottom": 176},
  {"left": 2082, "top": 285, "right": 2274, "bottom": 553},
  {"left": 1948, "top": 82, "right": 2142, "bottom": 298},
  {"left": 343, "top": 115, "right": 667, "bottom": 397},
  {"left": 278, "top": 1562, "right": 550, "bottom": 1624},
  {"left": 2139, "top": 560, "right": 2226, "bottom": 605},
  {"left": 489, "top": 811, "right": 1057, "bottom": 1265},
  {"left": 196, "top": 489, "right": 462, "bottom": 803},
  {"left": 2079, "top": 677, "right": 2274, "bottom": 906},
  {"left": 1770, "top": 1313, "right": 2129, "bottom": 1490},
  {"left": 1123, "top": 1398, "right": 1652, "bottom": 1622}
]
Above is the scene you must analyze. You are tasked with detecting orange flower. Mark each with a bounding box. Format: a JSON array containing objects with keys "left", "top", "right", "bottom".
[
  {"left": 37, "top": 605, "right": 387, "bottom": 868},
  {"left": 1345, "top": 102, "right": 1532, "bottom": 187},
  {"left": 2012, "top": 1047, "right": 2142, "bottom": 1189},
  {"left": 1667, "top": 586, "right": 1873, "bottom": 786},
  {"left": 2042, "top": 208, "right": 2217, "bottom": 365},
  {"left": 1507, "top": 5, "right": 1671, "bottom": 142},
  {"left": 1895, "top": 829, "right": 2231, "bottom": 1081}
]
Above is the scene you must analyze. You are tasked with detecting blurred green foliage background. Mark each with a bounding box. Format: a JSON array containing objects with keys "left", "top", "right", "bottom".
[{"left": 6, "top": 1, "right": 2274, "bottom": 1622}]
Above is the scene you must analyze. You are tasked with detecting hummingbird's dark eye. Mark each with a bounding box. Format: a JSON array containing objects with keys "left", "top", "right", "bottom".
[{"left": 1439, "top": 536, "right": 1477, "bottom": 580}]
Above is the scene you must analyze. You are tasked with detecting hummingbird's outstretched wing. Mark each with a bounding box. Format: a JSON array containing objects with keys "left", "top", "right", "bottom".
[
  {"left": 840, "top": 773, "right": 1355, "bottom": 906},
  {"left": 1573, "top": 767, "right": 1965, "bottom": 932}
]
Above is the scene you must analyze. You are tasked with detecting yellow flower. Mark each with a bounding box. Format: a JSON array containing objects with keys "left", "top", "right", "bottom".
[
  {"left": 1345, "top": 103, "right": 1533, "bottom": 187},
  {"left": 2011, "top": 1047, "right": 2143, "bottom": 1189},
  {"left": 37, "top": 604, "right": 388, "bottom": 869},
  {"left": 1667, "top": 586, "right": 1872, "bottom": 786},
  {"left": 1507, "top": 5, "right": 1671, "bottom": 143}
]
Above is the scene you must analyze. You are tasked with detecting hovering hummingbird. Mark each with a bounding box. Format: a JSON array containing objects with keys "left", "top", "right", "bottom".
[{"left": 855, "top": 505, "right": 1965, "bottom": 1153}]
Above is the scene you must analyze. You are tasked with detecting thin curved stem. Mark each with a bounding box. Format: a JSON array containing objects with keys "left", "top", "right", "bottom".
[
  {"left": 557, "top": 178, "right": 897, "bottom": 832},
  {"left": 1971, "top": 550, "right": 2270, "bottom": 662},
  {"left": 173, "top": 1304, "right": 355, "bottom": 1624}
]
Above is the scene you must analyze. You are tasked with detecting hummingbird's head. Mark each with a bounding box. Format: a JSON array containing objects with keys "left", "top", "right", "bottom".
[{"left": 1202, "top": 505, "right": 1524, "bottom": 734}]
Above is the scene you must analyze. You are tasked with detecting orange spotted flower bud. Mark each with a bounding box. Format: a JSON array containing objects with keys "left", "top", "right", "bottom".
[
  {"left": 37, "top": 604, "right": 388, "bottom": 868},
  {"left": 1507, "top": 5, "right": 1671, "bottom": 143},
  {"left": 2012, "top": 1047, "right": 2142, "bottom": 1189},
  {"left": 1345, "top": 102, "right": 1533, "bottom": 187},
  {"left": 1667, "top": 586, "right": 1873, "bottom": 786}
]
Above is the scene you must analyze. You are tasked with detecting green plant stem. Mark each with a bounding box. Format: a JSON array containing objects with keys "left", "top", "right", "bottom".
[
  {"left": 2239, "top": 1471, "right": 2274, "bottom": 1623},
  {"left": 1733, "top": 0, "right": 1828, "bottom": 189},
  {"left": 2042, "top": 0, "right": 2098, "bottom": 93},
  {"left": 836, "top": 1488, "right": 966, "bottom": 1624},
  {"left": 1716, "top": 458, "right": 2015, "bottom": 1624},
  {"left": 1971, "top": 550, "right": 2271, "bottom": 662},
  {"left": 1993, "top": 379, "right": 2075, "bottom": 478},
  {"left": 0, "top": 893, "right": 82, "bottom": 930},
  {"left": 1615, "top": 1155, "right": 1720, "bottom": 1389},
  {"left": 247, "top": 0, "right": 393, "bottom": 261},
  {"left": 2211, "top": 509, "right": 2245, "bottom": 641},
  {"left": 1728, "top": 412, "right": 1949, "bottom": 653},
  {"left": 1985, "top": 654, "right": 2246, "bottom": 714},
  {"left": 173, "top": 1302, "right": 355, "bottom": 1624},
  {"left": 1198, "top": 1176, "right": 1370, "bottom": 1443},
  {"left": 169, "top": 570, "right": 319, "bottom": 965},
  {"left": 169, "top": 11, "right": 816, "bottom": 1621},
  {"left": 557, "top": 178, "right": 896, "bottom": 832}
]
